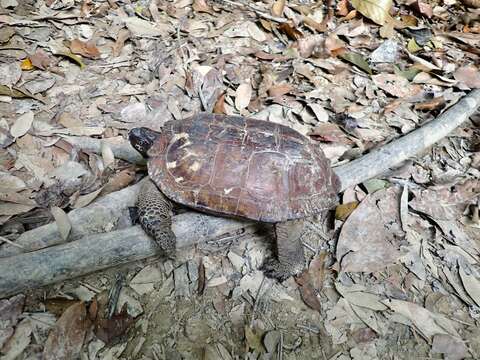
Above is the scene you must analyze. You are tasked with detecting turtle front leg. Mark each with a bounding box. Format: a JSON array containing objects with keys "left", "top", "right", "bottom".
[
  {"left": 137, "top": 179, "right": 176, "bottom": 258},
  {"left": 261, "top": 219, "right": 306, "bottom": 282}
]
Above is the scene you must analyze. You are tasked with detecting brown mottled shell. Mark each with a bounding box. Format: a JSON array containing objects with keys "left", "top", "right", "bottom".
[{"left": 147, "top": 113, "right": 340, "bottom": 223}]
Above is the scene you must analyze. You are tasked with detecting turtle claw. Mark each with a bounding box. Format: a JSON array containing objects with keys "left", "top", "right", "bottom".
[{"left": 261, "top": 257, "right": 303, "bottom": 282}]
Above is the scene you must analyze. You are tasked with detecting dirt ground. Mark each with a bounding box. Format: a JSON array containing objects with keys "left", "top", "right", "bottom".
[{"left": 1, "top": 0, "right": 480, "bottom": 359}]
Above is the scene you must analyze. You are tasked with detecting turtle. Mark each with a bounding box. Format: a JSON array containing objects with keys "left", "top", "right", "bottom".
[{"left": 129, "top": 113, "right": 340, "bottom": 280}]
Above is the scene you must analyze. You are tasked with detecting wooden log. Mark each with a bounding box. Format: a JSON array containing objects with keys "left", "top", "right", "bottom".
[
  {"left": 335, "top": 89, "right": 480, "bottom": 191},
  {"left": 1, "top": 89, "right": 479, "bottom": 298},
  {"left": 0, "top": 218, "right": 256, "bottom": 298}
]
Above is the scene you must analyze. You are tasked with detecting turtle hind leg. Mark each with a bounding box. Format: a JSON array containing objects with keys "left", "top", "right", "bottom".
[
  {"left": 137, "top": 179, "right": 176, "bottom": 258},
  {"left": 261, "top": 219, "right": 306, "bottom": 282}
]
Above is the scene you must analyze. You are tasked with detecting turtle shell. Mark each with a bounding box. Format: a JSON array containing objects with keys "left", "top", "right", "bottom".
[{"left": 147, "top": 113, "right": 340, "bottom": 223}]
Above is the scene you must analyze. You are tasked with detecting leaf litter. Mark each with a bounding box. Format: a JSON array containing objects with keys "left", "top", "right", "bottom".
[{"left": 0, "top": 0, "right": 479, "bottom": 358}]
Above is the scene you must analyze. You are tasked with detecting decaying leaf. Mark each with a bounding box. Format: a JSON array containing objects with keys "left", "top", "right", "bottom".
[
  {"left": 271, "top": 0, "right": 285, "bottom": 17},
  {"left": 458, "top": 265, "right": 480, "bottom": 307},
  {"left": 51, "top": 206, "right": 71, "bottom": 241},
  {"left": 43, "top": 302, "right": 91, "bottom": 360},
  {"left": 372, "top": 73, "right": 418, "bottom": 97},
  {"left": 69, "top": 39, "right": 101, "bottom": 59},
  {"left": 90, "top": 299, "right": 137, "bottom": 345},
  {"left": 340, "top": 52, "right": 372, "bottom": 74},
  {"left": 124, "top": 17, "right": 173, "bottom": 37},
  {"left": 335, "top": 202, "right": 358, "bottom": 221},
  {"left": 453, "top": 65, "right": 480, "bottom": 89},
  {"left": 349, "top": 0, "right": 393, "bottom": 25},
  {"left": 336, "top": 187, "right": 404, "bottom": 272},
  {"left": 10, "top": 111, "right": 34, "bottom": 138},
  {"left": 410, "top": 180, "right": 480, "bottom": 220},
  {"left": 55, "top": 51, "right": 86, "bottom": 69},
  {"left": 295, "top": 270, "right": 322, "bottom": 311},
  {"left": 29, "top": 48, "right": 54, "bottom": 70},
  {"left": 431, "top": 334, "right": 468, "bottom": 360},
  {"left": 0, "top": 294, "right": 25, "bottom": 349},
  {"left": 382, "top": 299, "right": 459, "bottom": 340},
  {"left": 245, "top": 326, "right": 265, "bottom": 353},
  {"left": 234, "top": 82, "right": 252, "bottom": 111},
  {"left": 73, "top": 187, "right": 103, "bottom": 208}
]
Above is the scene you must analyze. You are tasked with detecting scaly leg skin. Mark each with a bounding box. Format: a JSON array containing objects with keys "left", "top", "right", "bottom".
[
  {"left": 261, "top": 219, "right": 306, "bottom": 282},
  {"left": 136, "top": 179, "right": 176, "bottom": 258}
]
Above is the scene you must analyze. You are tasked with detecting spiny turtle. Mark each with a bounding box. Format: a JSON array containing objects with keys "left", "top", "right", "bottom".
[{"left": 129, "top": 113, "right": 340, "bottom": 280}]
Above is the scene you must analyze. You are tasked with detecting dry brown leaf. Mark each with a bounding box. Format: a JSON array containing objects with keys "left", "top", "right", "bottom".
[
  {"left": 234, "top": 82, "right": 252, "bottom": 111},
  {"left": 308, "top": 123, "right": 352, "bottom": 144},
  {"left": 100, "top": 168, "right": 136, "bottom": 196},
  {"left": 90, "top": 299, "right": 137, "bottom": 345},
  {"left": 43, "top": 302, "right": 91, "bottom": 360},
  {"left": 29, "top": 49, "right": 54, "bottom": 70},
  {"left": 325, "top": 33, "right": 347, "bottom": 56},
  {"left": 193, "top": 0, "right": 213, "bottom": 13},
  {"left": 267, "top": 83, "right": 293, "bottom": 98},
  {"left": 458, "top": 265, "right": 480, "bottom": 307},
  {"left": 410, "top": 180, "right": 480, "bottom": 220},
  {"left": 0, "top": 295, "right": 25, "bottom": 349},
  {"left": 335, "top": 202, "right": 358, "bottom": 221},
  {"left": 432, "top": 334, "right": 468, "bottom": 360},
  {"left": 297, "top": 34, "right": 327, "bottom": 58},
  {"left": 112, "top": 29, "right": 130, "bottom": 58},
  {"left": 10, "top": 111, "right": 34, "bottom": 138},
  {"left": 414, "top": 96, "right": 446, "bottom": 111},
  {"left": 349, "top": 0, "right": 392, "bottom": 25},
  {"left": 337, "top": 0, "right": 350, "bottom": 16},
  {"left": 302, "top": 16, "right": 327, "bottom": 32},
  {"left": 101, "top": 141, "right": 115, "bottom": 169},
  {"left": 278, "top": 23, "right": 302, "bottom": 40},
  {"left": 124, "top": 17, "right": 173, "bottom": 37},
  {"left": 73, "top": 187, "right": 103, "bottom": 208},
  {"left": 336, "top": 187, "right": 404, "bottom": 272},
  {"left": 453, "top": 65, "right": 480, "bottom": 89},
  {"left": 372, "top": 74, "right": 419, "bottom": 97},
  {"left": 213, "top": 93, "right": 226, "bottom": 114},
  {"left": 409, "top": 0, "right": 433, "bottom": 18},
  {"left": 51, "top": 206, "right": 71, "bottom": 241},
  {"left": 460, "top": 0, "right": 480, "bottom": 7},
  {"left": 271, "top": 0, "right": 285, "bottom": 16},
  {"left": 382, "top": 299, "right": 459, "bottom": 339},
  {"left": 295, "top": 271, "right": 321, "bottom": 311},
  {"left": 70, "top": 39, "right": 101, "bottom": 59}
]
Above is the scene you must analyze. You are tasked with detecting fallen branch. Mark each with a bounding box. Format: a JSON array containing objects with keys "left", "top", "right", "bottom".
[
  {"left": 0, "top": 182, "right": 142, "bottom": 257},
  {"left": 1, "top": 89, "right": 479, "bottom": 298},
  {"left": 335, "top": 90, "right": 480, "bottom": 190},
  {"left": 0, "top": 219, "right": 256, "bottom": 298}
]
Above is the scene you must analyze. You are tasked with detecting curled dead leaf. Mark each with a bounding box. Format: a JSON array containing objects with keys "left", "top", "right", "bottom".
[
  {"left": 70, "top": 39, "right": 101, "bottom": 59},
  {"left": 43, "top": 302, "right": 91, "bottom": 360}
]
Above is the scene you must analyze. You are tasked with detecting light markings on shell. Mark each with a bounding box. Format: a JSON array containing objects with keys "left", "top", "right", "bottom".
[
  {"left": 224, "top": 187, "right": 234, "bottom": 195},
  {"left": 175, "top": 177, "right": 184, "bottom": 183},
  {"left": 166, "top": 161, "right": 177, "bottom": 169}
]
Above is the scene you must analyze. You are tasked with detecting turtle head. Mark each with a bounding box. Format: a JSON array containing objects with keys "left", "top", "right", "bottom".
[{"left": 129, "top": 127, "right": 161, "bottom": 157}]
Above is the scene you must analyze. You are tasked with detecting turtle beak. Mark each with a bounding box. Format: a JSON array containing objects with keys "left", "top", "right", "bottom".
[{"left": 129, "top": 127, "right": 160, "bottom": 157}]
